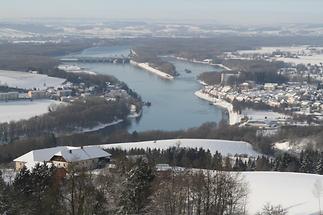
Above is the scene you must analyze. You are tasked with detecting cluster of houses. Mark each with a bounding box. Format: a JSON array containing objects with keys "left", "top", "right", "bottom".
[
  {"left": 202, "top": 81, "right": 323, "bottom": 127},
  {"left": 279, "top": 65, "right": 323, "bottom": 82},
  {"left": 0, "top": 88, "right": 72, "bottom": 102},
  {"left": 0, "top": 78, "right": 132, "bottom": 105}
]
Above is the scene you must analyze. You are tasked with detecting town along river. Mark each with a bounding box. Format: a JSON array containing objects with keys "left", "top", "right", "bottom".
[{"left": 69, "top": 46, "right": 226, "bottom": 132}]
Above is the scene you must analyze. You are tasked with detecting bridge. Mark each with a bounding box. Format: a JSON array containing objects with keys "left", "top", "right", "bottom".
[{"left": 60, "top": 57, "right": 131, "bottom": 64}]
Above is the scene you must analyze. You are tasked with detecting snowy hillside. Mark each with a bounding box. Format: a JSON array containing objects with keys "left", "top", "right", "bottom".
[
  {"left": 0, "top": 70, "right": 65, "bottom": 90},
  {"left": 101, "top": 139, "right": 323, "bottom": 214},
  {"left": 0, "top": 100, "right": 62, "bottom": 123},
  {"left": 100, "top": 139, "right": 261, "bottom": 157},
  {"left": 243, "top": 171, "right": 323, "bottom": 215}
]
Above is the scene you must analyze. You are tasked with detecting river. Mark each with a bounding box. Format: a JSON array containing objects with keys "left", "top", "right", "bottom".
[{"left": 68, "top": 46, "right": 225, "bottom": 132}]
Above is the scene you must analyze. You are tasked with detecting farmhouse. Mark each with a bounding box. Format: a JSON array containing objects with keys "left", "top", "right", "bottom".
[
  {"left": 13, "top": 146, "right": 111, "bottom": 171},
  {"left": 27, "top": 90, "right": 47, "bottom": 99}
]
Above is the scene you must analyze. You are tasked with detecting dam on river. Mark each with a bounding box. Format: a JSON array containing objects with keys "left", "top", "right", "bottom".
[{"left": 60, "top": 56, "right": 130, "bottom": 64}]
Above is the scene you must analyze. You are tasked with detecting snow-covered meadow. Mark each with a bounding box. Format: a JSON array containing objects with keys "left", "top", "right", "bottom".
[
  {"left": 243, "top": 171, "right": 323, "bottom": 215},
  {"left": 0, "top": 100, "right": 61, "bottom": 123},
  {"left": 235, "top": 46, "right": 323, "bottom": 66},
  {"left": 274, "top": 55, "right": 323, "bottom": 66},
  {"left": 237, "top": 46, "right": 312, "bottom": 55},
  {"left": 241, "top": 108, "right": 290, "bottom": 121},
  {"left": 0, "top": 70, "right": 65, "bottom": 90},
  {"left": 100, "top": 138, "right": 323, "bottom": 214},
  {"left": 100, "top": 139, "right": 261, "bottom": 157}
]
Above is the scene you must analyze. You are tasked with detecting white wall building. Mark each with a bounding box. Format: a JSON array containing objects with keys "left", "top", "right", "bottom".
[{"left": 13, "top": 146, "right": 111, "bottom": 171}]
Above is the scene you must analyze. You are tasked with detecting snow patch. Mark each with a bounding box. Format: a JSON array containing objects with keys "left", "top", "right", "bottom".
[
  {"left": 0, "top": 100, "right": 62, "bottom": 123},
  {"left": 100, "top": 138, "right": 261, "bottom": 157},
  {"left": 243, "top": 171, "right": 323, "bottom": 215},
  {"left": 0, "top": 70, "right": 65, "bottom": 90}
]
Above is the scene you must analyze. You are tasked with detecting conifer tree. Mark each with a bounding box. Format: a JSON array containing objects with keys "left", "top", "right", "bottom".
[
  {"left": 300, "top": 150, "right": 315, "bottom": 173},
  {"left": 119, "top": 158, "right": 155, "bottom": 214},
  {"left": 0, "top": 170, "right": 9, "bottom": 214},
  {"left": 316, "top": 153, "right": 323, "bottom": 175}
]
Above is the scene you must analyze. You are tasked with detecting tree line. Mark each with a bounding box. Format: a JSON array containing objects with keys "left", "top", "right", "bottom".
[
  {"left": 108, "top": 147, "right": 323, "bottom": 175},
  {"left": 0, "top": 122, "right": 274, "bottom": 164},
  {"left": 223, "top": 59, "right": 288, "bottom": 85}
]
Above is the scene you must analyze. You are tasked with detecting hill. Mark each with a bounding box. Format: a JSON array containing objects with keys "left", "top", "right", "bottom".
[{"left": 100, "top": 138, "right": 261, "bottom": 157}]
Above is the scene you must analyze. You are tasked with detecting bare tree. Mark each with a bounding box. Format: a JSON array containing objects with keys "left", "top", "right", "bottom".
[
  {"left": 151, "top": 169, "right": 248, "bottom": 215},
  {"left": 256, "top": 203, "right": 288, "bottom": 215}
]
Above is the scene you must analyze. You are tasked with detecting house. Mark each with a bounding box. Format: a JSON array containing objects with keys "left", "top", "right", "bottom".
[
  {"left": 13, "top": 146, "right": 111, "bottom": 172},
  {"left": 57, "top": 89, "right": 72, "bottom": 97},
  {"left": 28, "top": 90, "right": 47, "bottom": 99},
  {"left": 0, "top": 92, "right": 19, "bottom": 101},
  {"left": 264, "top": 83, "right": 278, "bottom": 91}
]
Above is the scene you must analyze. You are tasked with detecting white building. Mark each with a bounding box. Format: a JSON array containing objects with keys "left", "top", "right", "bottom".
[
  {"left": 0, "top": 92, "right": 19, "bottom": 101},
  {"left": 13, "top": 146, "right": 111, "bottom": 171},
  {"left": 264, "top": 83, "right": 278, "bottom": 91}
]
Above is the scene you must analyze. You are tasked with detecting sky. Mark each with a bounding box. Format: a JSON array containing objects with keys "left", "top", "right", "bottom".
[{"left": 1, "top": 0, "right": 323, "bottom": 25}]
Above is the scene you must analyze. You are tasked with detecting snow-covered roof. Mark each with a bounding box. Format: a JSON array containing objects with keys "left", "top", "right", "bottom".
[
  {"left": 54, "top": 147, "right": 111, "bottom": 162},
  {"left": 14, "top": 146, "right": 111, "bottom": 164}
]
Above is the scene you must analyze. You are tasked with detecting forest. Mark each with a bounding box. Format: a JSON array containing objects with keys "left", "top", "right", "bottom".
[
  {"left": 0, "top": 41, "right": 93, "bottom": 71},
  {"left": 132, "top": 47, "right": 179, "bottom": 77},
  {"left": 197, "top": 71, "right": 222, "bottom": 85},
  {"left": 198, "top": 60, "right": 288, "bottom": 86},
  {"left": 0, "top": 97, "right": 130, "bottom": 143},
  {"left": 225, "top": 59, "right": 288, "bottom": 84}
]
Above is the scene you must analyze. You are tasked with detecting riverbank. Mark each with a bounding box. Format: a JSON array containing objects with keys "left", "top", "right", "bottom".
[
  {"left": 195, "top": 90, "right": 241, "bottom": 125},
  {"left": 130, "top": 60, "right": 174, "bottom": 80}
]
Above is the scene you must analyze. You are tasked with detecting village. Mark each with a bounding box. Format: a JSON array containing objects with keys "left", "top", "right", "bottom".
[
  {"left": 0, "top": 68, "right": 136, "bottom": 110},
  {"left": 197, "top": 46, "right": 323, "bottom": 129}
]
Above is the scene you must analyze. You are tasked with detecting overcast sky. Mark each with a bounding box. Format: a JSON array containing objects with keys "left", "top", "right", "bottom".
[{"left": 1, "top": 0, "right": 323, "bottom": 25}]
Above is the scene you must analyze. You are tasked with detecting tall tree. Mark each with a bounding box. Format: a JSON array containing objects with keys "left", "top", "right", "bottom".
[{"left": 119, "top": 159, "right": 155, "bottom": 214}]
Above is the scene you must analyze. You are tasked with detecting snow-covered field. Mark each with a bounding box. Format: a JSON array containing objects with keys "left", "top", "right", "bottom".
[
  {"left": 100, "top": 139, "right": 261, "bottom": 157},
  {"left": 274, "top": 55, "right": 323, "bottom": 66},
  {"left": 0, "top": 100, "right": 61, "bottom": 123},
  {"left": 235, "top": 46, "right": 323, "bottom": 66},
  {"left": 0, "top": 70, "right": 65, "bottom": 90},
  {"left": 241, "top": 109, "right": 290, "bottom": 121},
  {"left": 237, "top": 46, "right": 311, "bottom": 55},
  {"left": 243, "top": 171, "right": 323, "bottom": 215},
  {"left": 101, "top": 138, "right": 323, "bottom": 214}
]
